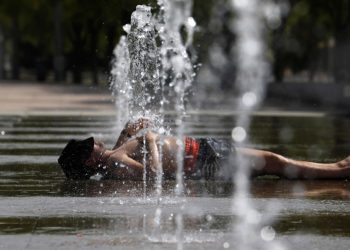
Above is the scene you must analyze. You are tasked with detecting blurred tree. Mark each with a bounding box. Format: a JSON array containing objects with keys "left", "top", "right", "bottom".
[
  {"left": 1, "top": 0, "right": 349, "bottom": 85},
  {"left": 53, "top": 0, "right": 65, "bottom": 82},
  {"left": 22, "top": 0, "right": 52, "bottom": 82},
  {"left": 63, "top": 0, "right": 148, "bottom": 84},
  {"left": 0, "top": 25, "right": 4, "bottom": 79},
  {"left": 0, "top": 0, "right": 152, "bottom": 84},
  {"left": 326, "top": 0, "right": 350, "bottom": 82},
  {"left": 0, "top": 0, "right": 21, "bottom": 80},
  {"left": 272, "top": 0, "right": 350, "bottom": 82},
  {"left": 192, "top": 0, "right": 218, "bottom": 63},
  {"left": 0, "top": 0, "right": 52, "bottom": 81}
]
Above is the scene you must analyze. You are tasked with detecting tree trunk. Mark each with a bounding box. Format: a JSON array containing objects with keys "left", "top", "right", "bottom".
[
  {"left": 53, "top": 0, "right": 65, "bottom": 82},
  {"left": 106, "top": 24, "right": 117, "bottom": 62},
  {"left": 72, "top": 61, "right": 82, "bottom": 84},
  {"left": 11, "top": 15, "right": 20, "bottom": 80},
  {"left": 89, "top": 21, "right": 99, "bottom": 85},
  {"left": 0, "top": 25, "right": 4, "bottom": 80},
  {"left": 70, "top": 23, "right": 84, "bottom": 84}
]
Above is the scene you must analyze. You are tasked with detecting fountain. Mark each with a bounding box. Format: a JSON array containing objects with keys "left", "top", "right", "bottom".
[
  {"left": 110, "top": 6, "right": 161, "bottom": 121},
  {"left": 127, "top": 5, "right": 162, "bottom": 117},
  {"left": 110, "top": 35, "right": 131, "bottom": 133},
  {"left": 230, "top": 0, "right": 284, "bottom": 249},
  {"left": 227, "top": 1, "right": 288, "bottom": 250},
  {"left": 156, "top": 0, "right": 195, "bottom": 197},
  {"left": 110, "top": 0, "right": 285, "bottom": 249},
  {"left": 154, "top": 1, "right": 195, "bottom": 248},
  {"left": 111, "top": 0, "right": 195, "bottom": 189},
  {"left": 110, "top": 1, "right": 195, "bottom": 247}
]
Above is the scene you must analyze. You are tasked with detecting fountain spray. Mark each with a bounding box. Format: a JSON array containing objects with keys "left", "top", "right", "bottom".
[
  {"left": 110, "top": 1, "right": 195, "bottom": 247},
  {"left": 157, "top": 0, "right": 195, "bottom": 196},
  {"left": 156, "top": 0, "right": 195, "bottom": 248},
  {"left": 110, "top": 35, "right": 131, "bottom": 134},
  {"left": 230, "top": 0, "right": 286, "bottom": 249}
]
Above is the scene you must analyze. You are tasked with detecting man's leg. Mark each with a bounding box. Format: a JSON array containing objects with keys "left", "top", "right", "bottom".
[{"left": 236, "top": 148, "right": 350, "bottom": 179}]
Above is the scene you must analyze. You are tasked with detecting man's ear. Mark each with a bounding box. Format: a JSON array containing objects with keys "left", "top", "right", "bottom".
[{"left": 85, "top": 158, "right": 94, "bottom": 165}]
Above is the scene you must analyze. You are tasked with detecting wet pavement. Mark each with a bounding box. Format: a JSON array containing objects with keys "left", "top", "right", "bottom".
[
  {"left": 1, "top": 83, "right": 350, "bottom": 249},
  {"left": 0, "top": 82, "right": 115, "bottom": 114}
]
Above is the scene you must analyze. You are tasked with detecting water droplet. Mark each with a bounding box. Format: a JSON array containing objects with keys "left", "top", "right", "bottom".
[
  {"left": 187, "top": 17, "right": 196, "bottom": 28},
  {"left": 247, "top": 209, "right": 261, "bottom": 224},
  {"left": 1, "top": 131, "right": 5, "bottom": 136},
  {"left": 233, "top": 0, "right": 252, "bottom": 9},
  {"left": 122, "top": 24, "right": 131, "bottom": 33},
  {"left": 242, "top": 92, "right": 257, "bottom": 107},
  {"left": 260, "top": 226, "right": 276, "bottom": 241},
  {"left": 279, "top": 126, "right": 294, "bottom": 142},
  {"left": 242, "top": 40, "right": 261, "bottom": 57},
  {"left": 223, "top": 242, "right": 230, "bottom": 248},
  {"left": 232, "top": 127, "right": 247, "bottom": 142},
  {"left": 292, "top": 183, "right": 305, "bottom": 195},
  {"left": 264, "top": 3, "right": 282, "bottom": 29},
  {"left": 206, "top": 214, "right": 213, "bottom": 222}
]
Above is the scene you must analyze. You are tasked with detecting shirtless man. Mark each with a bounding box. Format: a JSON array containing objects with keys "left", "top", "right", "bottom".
[{"left": 58, "top": 118, "right": 350, "bottom": 180}]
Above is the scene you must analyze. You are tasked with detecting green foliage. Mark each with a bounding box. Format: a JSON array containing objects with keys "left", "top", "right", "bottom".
[
  {"left": 0, "top": 0, "right": 153, "bottom": 83},
  {"left": 0, "top": 0, "right": 350, "bottom": 83},
  {"left": 272, "top": 0, "right": 350, "bottom": 79}
]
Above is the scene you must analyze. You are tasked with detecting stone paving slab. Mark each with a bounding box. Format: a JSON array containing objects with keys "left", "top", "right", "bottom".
[
  {"left": 0, "top": 81, "right": 328, "bottom": 117},
  {"left": 0, "top": 82, "right": 115, "bottom": 115}
]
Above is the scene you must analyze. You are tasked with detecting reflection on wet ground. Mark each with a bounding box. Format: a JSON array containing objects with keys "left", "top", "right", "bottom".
[{"left": 1, "top": 114, "right": 350, "bottom": 249}]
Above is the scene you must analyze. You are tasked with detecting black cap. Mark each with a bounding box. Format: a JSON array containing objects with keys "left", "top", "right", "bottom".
[{"left": 58, "top": 137, "right": 95, "bottom": 180}]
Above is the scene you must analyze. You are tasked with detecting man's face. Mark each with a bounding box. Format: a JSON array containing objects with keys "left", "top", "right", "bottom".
[
  {"left": 93, "top": 140, "right": 105, "bottom": 153},
  {"left": 85, "top": 140, "right": 106, "bottom": 169}
]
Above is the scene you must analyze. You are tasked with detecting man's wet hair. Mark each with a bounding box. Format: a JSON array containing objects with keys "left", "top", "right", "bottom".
[{"left": 58, "top": 137, "right": 96, "bottom": 180}]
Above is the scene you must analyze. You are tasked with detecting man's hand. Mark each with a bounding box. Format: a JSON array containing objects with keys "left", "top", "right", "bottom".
[
  {"left": 113, "top": 118, "right": 153, "bottom": 150},
  {"left": 124, "top": 118, "right": 153, "bottom": 137}
]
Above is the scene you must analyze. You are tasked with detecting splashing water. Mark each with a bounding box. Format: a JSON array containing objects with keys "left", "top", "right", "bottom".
[
  {"left": 128, "top": 5, "right": 162, "bottom": 117},
  {"left": 230, "top": 0, "right": 286, "bottom": 249},
  {"left": 110, "top": 2, "right": 195, "bottom": 248},
  {"left": 110, "top": 1, "right": 286, "bottom": 249},
  {"left": 156, "top": 0, "right": 195, "bottom": 196},
  {"left": 156, "top": 1, "right": 195, "bottom": 248},
  {"left": 109, "top": 36, "right": 131, "bottom": 133},
  {"left": 111, "top": 5, "right": 163, "bottom": 201}
]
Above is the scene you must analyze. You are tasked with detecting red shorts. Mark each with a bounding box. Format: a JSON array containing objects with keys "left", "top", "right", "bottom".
[{"left": 184, "top": 137, "right": 200, "bottom": 174}]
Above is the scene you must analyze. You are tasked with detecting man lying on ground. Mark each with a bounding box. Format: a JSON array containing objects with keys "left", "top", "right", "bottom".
[{"left": 58, "top": 118, "right": 350, "bottom": 180}]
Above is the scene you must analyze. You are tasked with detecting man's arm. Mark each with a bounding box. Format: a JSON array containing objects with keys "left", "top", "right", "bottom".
[
  {"left": 113, "top": 118, "right": 152, "bottom": 150},
  {"left": 145, "top": 131, "right": 161, "bottom": 173},
  {"left": 107, "top": 150, "right": 144, "bottom": 180},
  {"left": 113, "top": 128, "right": 131, "bottom": 150}
]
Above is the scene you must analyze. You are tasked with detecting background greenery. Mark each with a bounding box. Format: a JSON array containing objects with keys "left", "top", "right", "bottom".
[{"left": 0, "top": 0, "right": 349, "bottom": 85}]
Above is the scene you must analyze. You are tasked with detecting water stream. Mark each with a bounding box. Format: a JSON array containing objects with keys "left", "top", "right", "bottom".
[
  {"left": 230, "top": 0, "right": 274, "bottom": 249},
  {"left": 110, "top": 1, "right": 195, "bottom": 247},
  {"left": 109, "top": 0, "right": 287, "bottom": 249}
]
